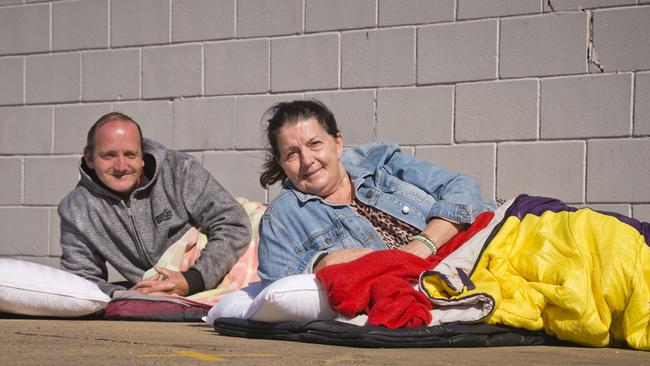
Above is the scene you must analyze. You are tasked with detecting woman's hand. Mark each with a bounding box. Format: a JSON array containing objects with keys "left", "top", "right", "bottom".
[{"left": 313, "top": 248, "right": 374, "bottom": 273}]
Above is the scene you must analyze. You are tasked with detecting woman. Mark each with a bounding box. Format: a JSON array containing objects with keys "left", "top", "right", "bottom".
[{"left": 257, "top": 100, "right": 495, "bottom": 286}]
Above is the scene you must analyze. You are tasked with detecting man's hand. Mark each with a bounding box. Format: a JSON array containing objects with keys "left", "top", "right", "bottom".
[
  {"left": 313, "top": 248, "right": 374, "bottom": 273},
  {"left": 130, "top": 267, "right": 190, "bottom": 296}
]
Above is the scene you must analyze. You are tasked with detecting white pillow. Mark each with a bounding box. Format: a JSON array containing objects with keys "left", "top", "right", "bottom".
[
  {"left": 207, "top": 274, "right": 337, "bottom": 324},
  {"left": 0, "top": 259, "right": 111, "bottom": 317}
]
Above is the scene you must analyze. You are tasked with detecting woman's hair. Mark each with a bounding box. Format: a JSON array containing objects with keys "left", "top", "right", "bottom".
[{"left": 259, "top": 100, "right": 340, "bottom": 188}]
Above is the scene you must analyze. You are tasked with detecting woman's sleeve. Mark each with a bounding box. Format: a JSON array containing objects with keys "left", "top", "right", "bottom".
[
  {"left": 257, "top": 213, "right": 316, "bottom": 287},
  {"left": 383, "top": 149, "right": 492, "bottom": 223}
]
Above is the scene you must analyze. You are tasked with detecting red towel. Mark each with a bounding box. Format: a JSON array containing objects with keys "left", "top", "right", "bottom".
[{"left": 316, "top": 211, "right": 495, "bottom": 329}]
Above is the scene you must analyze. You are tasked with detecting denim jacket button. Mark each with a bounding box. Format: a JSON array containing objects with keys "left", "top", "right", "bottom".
[
  {"left": 365, "top": 190, "right": 374, "bottom": 198},
  {"left": 402, "top": 206, "right": 410, "bottom": 214}
]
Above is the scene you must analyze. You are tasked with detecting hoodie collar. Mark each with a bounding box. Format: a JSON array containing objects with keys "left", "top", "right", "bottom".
[{"left": 78, "top": 138, "right": 164, "bottom": 201}]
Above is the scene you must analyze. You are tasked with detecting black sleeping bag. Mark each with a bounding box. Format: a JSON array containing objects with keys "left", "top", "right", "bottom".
[{"left": 213, "top": 317, "right": 559, "bottom": 348}]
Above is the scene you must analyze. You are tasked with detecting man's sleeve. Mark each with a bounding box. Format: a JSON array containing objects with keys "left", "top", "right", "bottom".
[
  {"left": 58, "top": 205, "right": 125, "bottom": 296},
  {"left": 180, "top": 158, "right": 251, "bottom": 291}
]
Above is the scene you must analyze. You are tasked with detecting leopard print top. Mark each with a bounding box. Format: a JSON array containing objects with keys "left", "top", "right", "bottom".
[
  {"left": 349, "top": 196, "right": 504, "bottom": 249},
  {"left": 349, "top": 198, "right": 419, "bottom": 249}
]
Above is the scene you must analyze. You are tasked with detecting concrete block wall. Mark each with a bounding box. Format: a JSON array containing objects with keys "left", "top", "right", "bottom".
[{"left": 1, "top": 0, "right": 649, "bottom": 268}]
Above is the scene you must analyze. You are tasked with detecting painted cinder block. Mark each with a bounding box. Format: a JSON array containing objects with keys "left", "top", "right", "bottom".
[
  {"left": 237, "top": 0, "right": 302, "bottom": 37},
  {"left": 0, "top": 106, "right": 53, "bottom": 154},
  {"left": 456, "top": 79, "right": 538, "bottom": 142},
  {"left": 401, "top": 146, "right": 415, "bottom": 156},
  {"left": 24, "top": 156, "right": 80, "bottom": 205},
  {"left": 458, "top": 0, "right": 541, "bottom": 19},
  {"left": 172, "top": 97, "right": 235, "bottom": 150},
  {"left": 52, "top": 0, "right": 108, "bottom": 51},
  {"left": 543, "top": 0, "right": 635, "bottom": 12},
  {"left": 0, "top": 158, "right": 21, "bottom": 205},
  {"left": 271, "top": 34, "right": 339, "bottom": 92},
  {"left": 342, "top": 28, "right": 415, "bottom": 88},
  {"left": 541, "top": 73, "right": 632, "bottom": 139},
  {"left": 204, "top": 39, "right": 269, "bottom": 95},
  {"left": 593, "top": 6, "right": 650, "bottom": 71},
  {"left": 172, "top": 0, "right": 235, "bottom": 42},
  {"left": 111, "top": 0, "right": 169, "bottom": 47},
  {"left": 500, "top": 12, "right": 587, "bottom": 77},
  {"left": 634, "top": 72, "right": 650, "bottom": 136},
  {"left": 143, "top": 45, "right": 202, "bottom": 99},
  {"left": 305, "top": 90, "right": 375, "bottom": 146},
  {"left": 378, "top": 0, "right": 454, "bottom": 26},
  {"left": 0, "top": 207, "right": 50, "bottom": 256},
  {"left": 54, "top": 104, "right": 112, "bottom": 154},
  {"left": 497, "top": 141, "right": 585, "bottom": 202},
  {"left": 82, "top": 49, "right": 140, "bottom": 102},
  {"left": 1, "top": 0, "right": 649, "bottom": 263},
  {"left": 186, "top": 151, "right": 203, "bottom": 164},
  {"left": 305, "top": 0, "right": 375, "bottom": 32},
  {"left": 376, "top": 86, "right": 453, "bottom": 145},
  {"left": 418, "top": 20, "right": 497, "bottom": 84},
  {"left": 266, "top": 182, "right": 283, "bottom": 203},
  {"left": 203, "top": 150, "right": 266, "bottom": 202},
  {"left": 107, "top": 263, "right": 126, "bottom": 282},
  {"left": 114, "top": 101, "right": 174, "bottom": 147},
  {"left": 0, "top": 4, "right": 49, "bottom": 55},
  {"left": 0, "top": 57, "right": 23, "bottom": 105},
  {"left": 633, "top": 204, "right": 650, "bottom": 222},
  {"left": 25, "top": 0, "right": 69, "bottom": 3},
  {"left": 26, "top": 53, "right": 81, "bottom": 104},
  {"left": 49, "top": 207, "right": 61, "bottom": 257},
  {"left": 234, "top": 94, "right": 300, "bottom": 149},
  {"left": 416, "top": 144, "right": 496, "bottom": 201},
  {"left": 587, "top": 139, "right": 650, "bottom": 202}
]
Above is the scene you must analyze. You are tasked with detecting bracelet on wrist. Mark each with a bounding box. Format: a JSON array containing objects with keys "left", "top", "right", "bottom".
[
  {"left": 411, "top": 235, "right": 438, "bottom": 255},
  {"left": 419, "top": 232, "right": 438, "bottom": 248}
]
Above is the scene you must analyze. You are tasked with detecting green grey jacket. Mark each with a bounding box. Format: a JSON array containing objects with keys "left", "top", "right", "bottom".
[{"left": 58, "top": 138, "right": 251, "bottom": 295}]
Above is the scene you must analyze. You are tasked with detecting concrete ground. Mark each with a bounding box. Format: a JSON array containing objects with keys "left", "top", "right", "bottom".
[{"left": 0, "top": 319, "right": 647, "bottom": 365}]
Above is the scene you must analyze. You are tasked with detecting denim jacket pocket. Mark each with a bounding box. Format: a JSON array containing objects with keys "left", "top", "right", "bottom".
[
  {"left": 303, "top": 220, "right": 360, "bottom": 252},
  {"left": 304, "top": 227, "right": 340, "bottom": 252}
]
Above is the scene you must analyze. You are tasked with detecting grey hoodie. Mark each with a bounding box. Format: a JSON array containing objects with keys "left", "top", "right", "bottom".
[{"left": 58, "top": 138, "right": 251, "bottom": 295}]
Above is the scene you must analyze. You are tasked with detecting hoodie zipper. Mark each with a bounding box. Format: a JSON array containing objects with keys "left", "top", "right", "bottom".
[{"left": 123, "top": 201, "right": 155, "bottom": 267}]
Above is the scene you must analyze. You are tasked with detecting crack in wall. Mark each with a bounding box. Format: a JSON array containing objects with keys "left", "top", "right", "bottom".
[
  {"left": 586, "top": 10, "right": 605, "bottom": 72},
  {"left": 547, "top": 0, "right": 555, "bottom": 12}
]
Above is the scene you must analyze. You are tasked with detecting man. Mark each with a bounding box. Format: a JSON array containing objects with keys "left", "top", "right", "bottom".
[{"left": 58, "top": 112, "right": 251, "bottom": 296}]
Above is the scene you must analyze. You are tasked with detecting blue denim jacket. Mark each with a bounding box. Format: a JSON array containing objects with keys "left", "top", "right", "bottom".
[{"left": 257, "top": 142, "right": 495, "bottom": 285}]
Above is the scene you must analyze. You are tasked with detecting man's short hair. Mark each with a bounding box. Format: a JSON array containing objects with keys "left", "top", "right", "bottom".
[{"left": 86, "top": 112, "right": 144, "bottom": 155}]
